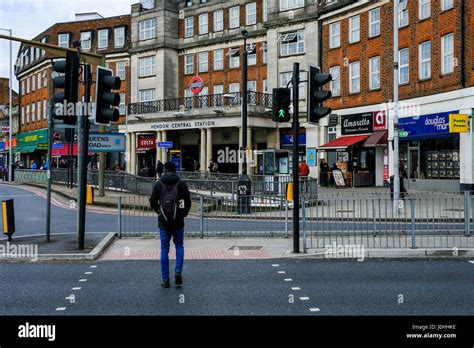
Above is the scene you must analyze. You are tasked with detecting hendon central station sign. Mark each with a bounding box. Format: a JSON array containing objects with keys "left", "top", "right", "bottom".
[{"left": 150, "top": 120, "right": 217, "bottom": 130}]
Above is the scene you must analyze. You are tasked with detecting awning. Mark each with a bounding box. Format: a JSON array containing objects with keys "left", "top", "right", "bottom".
[
  {"left": 364, "top": 130, "right": 388, "bottom": 147},
  {"left": 15, "top": 145, "right": 37, "bottom": 154},
  {"left": 51, "top": 144, "right": 93, "bottom": 156},
  {"left": 319, "top": 135, "right": 369, "bottom": 150}
]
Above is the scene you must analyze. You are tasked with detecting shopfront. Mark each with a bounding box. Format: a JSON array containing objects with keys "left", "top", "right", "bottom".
[
  {"left": 16, "top": 129, "right": 48, "bottom": 168},
  {"left": 136, "top": 134, "right": 156, "bottom": 177},
  {"left": 319, "top": 111, "right": 387, "bottom": 187},
  {"left": 398, "top": 111, "right": 461, "bottom": 191}
]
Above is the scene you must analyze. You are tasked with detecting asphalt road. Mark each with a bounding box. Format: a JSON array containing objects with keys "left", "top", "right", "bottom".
[{"left": 0, "top": 259, "right": 472, "bottom": 316}]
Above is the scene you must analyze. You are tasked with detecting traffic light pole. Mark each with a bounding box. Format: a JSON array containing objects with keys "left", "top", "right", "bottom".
[
  {"left": 46, "top": 101, "right": 53, "bottom": 243},
  {"left": 292, "top": 62, "right": 300, "bottom": 254},
  {"left": 98, "top": 126, "right": 105, "bottom": 197},
  {"left": 77, "top": 64, "right": 91, "bottom": 250}
]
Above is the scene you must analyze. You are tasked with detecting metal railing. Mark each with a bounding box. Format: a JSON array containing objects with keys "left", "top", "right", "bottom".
[
  {"left": 128, "top": 92, "right": 273, "bottom": 115},
  {"left": 117, "top": 192, "right": 474, "bottom": 249}
]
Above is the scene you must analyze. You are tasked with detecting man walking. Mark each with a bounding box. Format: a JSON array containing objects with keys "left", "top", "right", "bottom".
[{"left": 149, "top": 162, "right": 191, "bottom": 288}]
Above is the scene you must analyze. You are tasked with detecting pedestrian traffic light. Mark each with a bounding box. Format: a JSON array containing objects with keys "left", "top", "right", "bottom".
[
  {"left": 94, "top": 66, "right": 121, "bottom": 126},
  {"left": 307, "top": 65, "right": 332, "bottom": 124},
  {"left": 51, "top": 51, "right": 79, "bottom": 125},
  {"left": 272, "top": 88, "right": 291, "bottom": 122}
]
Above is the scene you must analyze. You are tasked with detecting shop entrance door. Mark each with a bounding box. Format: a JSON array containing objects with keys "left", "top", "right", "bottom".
[{"left": 408, "top": 145, "right": 420, "bottom": 179}]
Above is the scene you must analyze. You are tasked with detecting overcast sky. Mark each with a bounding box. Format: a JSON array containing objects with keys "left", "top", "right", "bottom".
[{"left": 0, "top": 0, "right": 135, "bottom": 91}]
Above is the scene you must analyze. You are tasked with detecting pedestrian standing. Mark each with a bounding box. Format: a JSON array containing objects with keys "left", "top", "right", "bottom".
[
  {"left": 156, "top": 160, "right": 164, "bottom": 178},
  {"left": 320, "top": 159, "right": 329, "bottom": 187},
  {"left": 149, "top": 162, "right": 191, "bottom": 288}
]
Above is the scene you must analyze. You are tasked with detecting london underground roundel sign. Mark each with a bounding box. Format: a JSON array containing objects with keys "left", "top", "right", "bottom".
[{"left": 189, "top": 76, "right": 204, "bottom": 95}]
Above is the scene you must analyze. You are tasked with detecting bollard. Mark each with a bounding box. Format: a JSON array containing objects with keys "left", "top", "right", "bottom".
[
  {"left": 464, "top": 191, "right": 471, "bottom": 237},
  {"left": 2, "top": 199, "right": 15, "bottom": 242},
  {"left": 86, "top": 185, "right": 94, "bottom": 205},
  {"left": 410, "top": 198, "right": 416, "bottom": 249},
  {"left": 302, "top": 200, "right": 307, "bottom": 254},
  {"left": 200, "top": 196, "right": 204, "bottom": 239},
  {"left": 372, "top": 193, "right": 377, "bottom": 236},
  {"left": 117, "top": 197, "right": 122, "bottom": 239}
]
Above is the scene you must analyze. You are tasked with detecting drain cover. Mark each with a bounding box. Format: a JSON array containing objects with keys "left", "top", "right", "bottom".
[{"left": 229, "top": 245, "right": 263, "bottom": 250}]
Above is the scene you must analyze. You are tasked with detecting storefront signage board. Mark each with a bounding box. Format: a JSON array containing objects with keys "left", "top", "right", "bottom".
[
  {"left": 332, "top": 170, "right": 345, "bottom": 187},
  {"left": 398, "top": 111, "right": 458, "bottom": 140},
  {"left": 341, "top": 113, "right": 373, "bottom": 135},
  {"left": 449, "top": 114, "right": 469, "bottom": 133},
  {"left": 306, "top": 148, "right": 317, "bottom": 166}
]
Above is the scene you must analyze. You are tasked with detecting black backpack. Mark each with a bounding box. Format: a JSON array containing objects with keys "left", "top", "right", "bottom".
[{"left": 159, "top": 182, "right": 179, "bottom": 222}]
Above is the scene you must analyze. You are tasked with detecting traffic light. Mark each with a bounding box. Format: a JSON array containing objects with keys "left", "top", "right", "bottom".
[
  {"left": 307, "top": 65, "right": 332, "bottom": 124},
  {"left": 51, "top": 51, "right": 79, "bottom": 125},
  {"left": 94, "top": 66, "right": 121, "bottom": 126},
  {"left": 272, "top": 88, "right": 291, "bottom": 122}
]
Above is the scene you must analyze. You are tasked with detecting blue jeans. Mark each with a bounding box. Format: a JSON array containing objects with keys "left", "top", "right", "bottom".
[{"left": 160, "top": 228, "right": 184, "bottom": 282}]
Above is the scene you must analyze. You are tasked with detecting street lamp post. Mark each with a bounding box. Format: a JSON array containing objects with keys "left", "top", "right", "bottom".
[
  {"left": 0, "top": 28, "right": 13, "bottom": 182},
  {"left": 238, "top": 30, "right": 251, "bottom": 214}
]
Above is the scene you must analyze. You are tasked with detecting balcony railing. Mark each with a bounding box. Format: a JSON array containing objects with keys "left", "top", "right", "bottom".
[{"left": 128, "top": 92, "right": 273, "bottom": 115}]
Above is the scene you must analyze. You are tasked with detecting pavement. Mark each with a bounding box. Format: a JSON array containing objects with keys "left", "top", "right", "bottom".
[{"left": 0, "top": 258, "right": 472, "bottom": 315}]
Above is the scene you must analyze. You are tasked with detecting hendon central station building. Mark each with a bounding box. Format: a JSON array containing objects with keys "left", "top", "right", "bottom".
[{"left": 15, "top": 0, "right": 474, "bottom": 191}]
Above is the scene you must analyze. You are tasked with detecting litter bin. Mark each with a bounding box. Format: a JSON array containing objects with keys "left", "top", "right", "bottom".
[{"left": 390, "top": 175, "right": 406, "bottom": 199}]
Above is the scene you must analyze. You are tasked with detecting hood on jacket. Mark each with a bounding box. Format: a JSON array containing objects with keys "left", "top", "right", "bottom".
[{"left": 160, "top": 172, "right": 181, "bottom": 185}]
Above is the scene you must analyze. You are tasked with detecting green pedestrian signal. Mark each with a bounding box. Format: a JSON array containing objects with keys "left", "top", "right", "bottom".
[{"left": 272, "top": 88, "right": 291, "bottom": 122}]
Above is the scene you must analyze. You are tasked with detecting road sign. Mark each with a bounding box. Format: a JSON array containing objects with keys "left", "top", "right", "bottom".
[
  {"left": 88, "top": 133, "right": 126, "bottom": 153},
  {"left": 157, "top": 141, "right": 173, "bottom": 148},
  {"left": 1, "top": 126, "right": 10, "bottom": 132},
  {"left": 52, "top": 143, "right": 64, "bottom": 149}
]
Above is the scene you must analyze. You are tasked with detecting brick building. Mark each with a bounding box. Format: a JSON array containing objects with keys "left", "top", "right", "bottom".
[
  {"left": 14, "top": 12, "right": 131, "bottom": 169},
  {"left": 317, "top": 0, "right": 474, "bottom": 191}
]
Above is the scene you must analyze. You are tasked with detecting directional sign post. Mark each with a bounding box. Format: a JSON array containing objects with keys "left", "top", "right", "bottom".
[{"left": 157, "top": 141, "right": 173, "bottom": 149}]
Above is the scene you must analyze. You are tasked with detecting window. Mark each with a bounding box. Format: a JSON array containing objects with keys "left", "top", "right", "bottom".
[
  {"left": 213, "top": 85, "right": 223, "bottom": 95},
  {"left": 229, "top": 48, "right": 240, "bottom": 68},
  {"left": 37, "top": 101, "right": 41, "bottom": 121},
  {"left": 43, "top": 99, "right": 47, "bottom": 120},
  {"left": 58, "top": 33, "right": 69, "bottom": 48},
  {"left": 30, "top": 46, "right": 35, "bottom": 62},
  {"left": 229, "top": 83, "right": 240, "bottom": 93},
  {"left": 369, "top": 8, "right": 380, "bottom": 37},
  {"left": 139, "top": 56, "right": 156, "bottom": 77},
  {"left": 139, "top": 19, "right": 156, "bottom": 41},
  {"left": 262, "top": 42, "right": 268, "bottom": 64},
  {"left": 41, "top": 37, "right": 47, "bottom": 56},
  {"left": 139, "top": 89, "right": 156, "bottom": 102},
  {"left": 213, "top": 85, "right": 224, "bottom": 106},
  {"left": 280, "top": 30, "right": 305, "bottom": 56},
  {"left": 280, "top": 0, "right": 304, "bottom": 11},
  {"left": 31, "top": 74, "right": 35, "bottom": 92},
  {"left": 185, "top": 54, "right": 194, "bottom": 74},
  {"left": 21, "top": 80, "right": 25, "bottom": 95},
  {"left": 246, "top": 3, "right": 257, "bottom": 25},
  {"left": 247, "top": 81, "right": 257, "bottom": 92},
  {"left": 329, "top": 22, "right": 340, "bottom": 49},
  {"left": 329, "top": 66, "right": 340, "bottom": 96},
  {"left": 213, "top": 49, "right": 223, "bottom": 70},
  {"left": 26, "top": 104, "right": 30, "bottom": 123},
  {"left": 31, "top": 103, "right": 35, "bottom": 122},
  {"left": 185, "top": 17, "right": 194, "bottom": 37},
  {"left": 43, "top": 70, "right": 47, "bottom": 87},
  {"left": 37, "top": 72, "right": 42, "bottom": 89},
  {"left": 98, "top": 29, "right": 108, "bottom": 49},
  {"left": 119, "top": 93, "right": 126, "bottom": 115},
  {"left": 199, "top": 13, "right": 208, "bottom": 35},
  {"left": 199, "top": 52, "right": 208, "bottom": 72},
  {"left": 263, "top": 0, "right": 269, "bottom": 22},
  {"left": 419, "top": 0, "right": 430, "bottom": 20},
  {"left": 229, "top": 6, "right": 240, "bottom": 29},
  {"left": 441, "top": 33, "right": 454, "bottom": 74},
  {"left": 116, "top": 61, "right": 126, "bottom": 80},
  {"left": 262, "top": 79, "right": 268, "bottom": 93},
  {"left": 349, "top": 15, "right": 360, "bottom": 43},
  {"left": 26, "top": 77, "right": 30, "bottom": 94},
  {"left": 115, "top": 27, "right": 125, "bottom": 47},
  {"left": 369, "top": 56, "right": 380, "bottom": 90},
  {"left": 247, "top": 45, "right": 256, "bottom": 65},
  {"left": 349, "top": 61, "right": 360, "bottom": 94},
  {"left": 419, "top": 41, "right": 431, "bottom": 79},
  {"left": 213, "top": 10, "right": 223, "bottom": 32},
  {"left": 441, "top": 0, "right": 453, "bottom": 11},
  {"left": 399, "top": 5, "right": 409, "bottom": 27},
  {"left": 21, "top": 106, "right": 24, "bottom": 125},
  {"left": 80, "top": 32, "right": 92, "bottom": 50},
  {"left": 399, "top": 48, "right": 409, "bottom": 84}
]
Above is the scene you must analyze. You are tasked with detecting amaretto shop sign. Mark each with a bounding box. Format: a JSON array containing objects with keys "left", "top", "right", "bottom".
[{"left": 341, "top": 113, "right": 373, "bottom": 135}]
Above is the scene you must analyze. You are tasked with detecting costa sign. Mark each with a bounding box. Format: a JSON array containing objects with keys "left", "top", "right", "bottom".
[
  {"left": 373, "top": 110, "right": 387, "bottom": 131},
  {"left": 189, "top": 76, "right": 204, "bottom": 95}
]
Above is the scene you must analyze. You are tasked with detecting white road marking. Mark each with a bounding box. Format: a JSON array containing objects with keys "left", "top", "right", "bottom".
[
  {"left": 272, "top": 264, "right": 279, "bottom": 267},
  {"left": 278, "top": 271, "right": 286, "bottom": 274},
  {"left": 284, "top": 278, "right": 292, "bottom": 282},
  {"left": 90, "top": 265, "right": 98, "bottom": 268},
  {"left": 79, "top": 279, "right": 87, "bottom": 282},
  {"left": 299, "top": 296, "right": 310, "bottom": 301},
  {"left": 56, "top": 307, "right": 66, "bottom": 311},
  {"left": 85, "top": 272, "right": 93, "bottom": 275},
  {"left": 309, "top": 308, "right": 320, "bottom": 312},
  {"left": 469, "top": 261, "right": 474, "bottom": 264},
  {"left": 291, "top": 287, "right": 301, "bottom": 291},
  {"left": 72, "top": 287, "right": 81, "bottom": 291}
]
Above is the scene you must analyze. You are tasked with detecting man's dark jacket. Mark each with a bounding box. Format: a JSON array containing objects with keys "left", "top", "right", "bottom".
[{"left": 149, "top": 172, "right": 191, "bottom": 232}]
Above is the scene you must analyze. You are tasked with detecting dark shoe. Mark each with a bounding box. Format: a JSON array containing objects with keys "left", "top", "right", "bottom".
[
  {"left": 161, "top": 279, "right": 170, "bottom": 288},
  {"left": 175, "top": 273, "right": 183, "bottom": 287}
]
